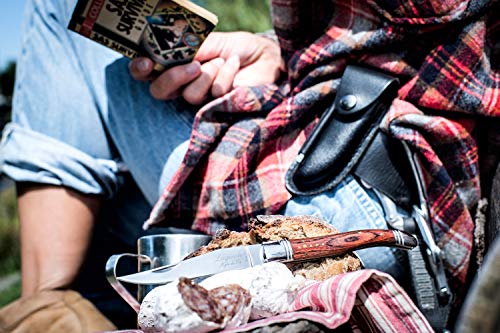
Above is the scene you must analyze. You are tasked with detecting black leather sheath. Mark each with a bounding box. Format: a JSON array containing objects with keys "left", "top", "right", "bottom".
[{"left": 285, "top": 65, "right": 415, "bottom": 209}]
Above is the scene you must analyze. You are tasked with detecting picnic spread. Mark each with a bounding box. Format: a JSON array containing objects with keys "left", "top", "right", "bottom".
[
  {"left": 111, "top": 268, "right": 433, "bottom": 333},
  {"left": 105, "top": 215, "right": 432, "bottom": 332}
]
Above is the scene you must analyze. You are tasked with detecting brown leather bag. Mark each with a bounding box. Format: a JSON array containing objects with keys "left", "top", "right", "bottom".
[{"left": 0, "top": 290, "right": 116, "bottom": 333}]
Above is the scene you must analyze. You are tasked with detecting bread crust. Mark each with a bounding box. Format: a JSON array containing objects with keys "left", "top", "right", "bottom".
[{"left": 189, "top": 215, "right": 361, "bottom": 280}]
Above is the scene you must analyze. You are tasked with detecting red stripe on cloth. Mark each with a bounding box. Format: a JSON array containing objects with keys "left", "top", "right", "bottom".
[
  {"left": 363, "top": 275, "right": 434, "bottom": 332},
  {"left": 80, "top": 0, "right": 105, "bottom": 37},
  {"left": 218, "top": 270, "right": 432, "bottom": 333}
]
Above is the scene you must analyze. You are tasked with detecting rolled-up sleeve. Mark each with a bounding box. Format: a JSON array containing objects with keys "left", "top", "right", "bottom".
[{"left": 0, "top": 123, "right": 124, "bottom": 198}]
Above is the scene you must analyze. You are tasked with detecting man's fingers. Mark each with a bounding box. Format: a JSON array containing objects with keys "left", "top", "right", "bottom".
[
  {"left": 194, "top": 33, "right": 226, "bottom": 62},
  {"left": 149, "top": 61, "right": 201, "bottom": 100},
  {"left": 182, "top": 58, "right": 224, "bottom": 105},
  {"left": 129, "top": 57, "right": 154, "bottom": 81},
  {"left": 233, "top": 65, "right": 279, "bottom": 87},
  {"left": 212, "top": 55, "right": 240, "bottom": 98}
]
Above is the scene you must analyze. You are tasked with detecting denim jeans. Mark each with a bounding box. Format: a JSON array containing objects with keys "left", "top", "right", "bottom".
[{"left": 0, "top": 0, "right": 406, "bottom": 327}]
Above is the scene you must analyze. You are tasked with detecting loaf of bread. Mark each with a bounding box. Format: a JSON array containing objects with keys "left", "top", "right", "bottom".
[{"left": 189, "top": 215, "right": 361, "bottom": 280}]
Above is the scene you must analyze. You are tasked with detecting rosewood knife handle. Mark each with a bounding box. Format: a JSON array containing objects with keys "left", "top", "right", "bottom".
[{"left": 289, "top": 229, "right": 417, "bottom": 261}]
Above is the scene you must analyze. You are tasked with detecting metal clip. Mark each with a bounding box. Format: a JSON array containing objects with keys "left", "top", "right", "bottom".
[
  {"left": 402, "top": 142, "right": 451, "bottom": 304},
  {"left": 412, "top": 206, "right": 451, "bottom": 303}
]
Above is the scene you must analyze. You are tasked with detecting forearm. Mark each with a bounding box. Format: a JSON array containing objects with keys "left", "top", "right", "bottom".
[{"left": 17, "top": 184, "right": 102, "bottom": 297}]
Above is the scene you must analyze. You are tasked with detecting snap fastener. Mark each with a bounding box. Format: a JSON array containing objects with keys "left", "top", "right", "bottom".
[{"left": 339, "top": 94, "right": 357, "bottom": 110}]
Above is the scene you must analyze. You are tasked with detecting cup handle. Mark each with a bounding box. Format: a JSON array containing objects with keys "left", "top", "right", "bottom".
[{"left": 105, "top": 253, "right": 151, "bottom": 313}]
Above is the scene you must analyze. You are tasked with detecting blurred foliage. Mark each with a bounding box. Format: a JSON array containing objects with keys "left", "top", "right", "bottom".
[
  {"left": 0, "top": 62, "right": 19, "bottom": 301},
  {"left": 0, "top": 186, "right": 20, "bottom": 276},
  {"left": 205, "top": 0, "right": 272, "bottom": 32},
  {"left": 0, "top": 61, "right": 15, "bottom": 130},
  {"left": 0, "top": 279, "right": 21, "bottom": 307},
  {"left": 0, "top": 62, "right": 16, "bottom": 97}
]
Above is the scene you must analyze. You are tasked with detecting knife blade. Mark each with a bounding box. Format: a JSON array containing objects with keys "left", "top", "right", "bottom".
[{"left": 117, "top": 229, "right": 417, "bottom": 285}]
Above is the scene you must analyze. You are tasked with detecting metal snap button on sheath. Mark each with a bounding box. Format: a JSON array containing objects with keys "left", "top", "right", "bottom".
[{"left": 339, "top": 94, "right": 357, "bottom": 110}]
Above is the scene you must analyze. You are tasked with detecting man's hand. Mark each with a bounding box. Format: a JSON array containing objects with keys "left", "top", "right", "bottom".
[{"left": 129, "top": 32, "right": 283, "bottom": 105}]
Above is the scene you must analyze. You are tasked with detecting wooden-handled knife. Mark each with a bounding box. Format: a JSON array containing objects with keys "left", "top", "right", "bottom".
[{"left": 118, "top": 229, "right": 417, "bottom": 285}]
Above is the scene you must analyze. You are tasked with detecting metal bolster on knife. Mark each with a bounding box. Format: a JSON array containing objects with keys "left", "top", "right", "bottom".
[{"left": 262, "top": 240, "right": 294, "bottom": 262}]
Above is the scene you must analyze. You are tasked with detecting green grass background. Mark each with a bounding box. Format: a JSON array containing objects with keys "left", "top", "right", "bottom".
[
  {"left": 0, "top": 187, "right": 19, "bottom": 275},
  {"left": 0, "top": 186, "right": 20, "bottom": 306},
  {"left": 206, "top": 0, "right": 272, "bottom": 32}
]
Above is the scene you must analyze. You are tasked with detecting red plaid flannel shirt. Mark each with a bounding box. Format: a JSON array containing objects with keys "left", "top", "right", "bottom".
[{"left": 146, "top": 0, "right": 500, "bottom": 302}]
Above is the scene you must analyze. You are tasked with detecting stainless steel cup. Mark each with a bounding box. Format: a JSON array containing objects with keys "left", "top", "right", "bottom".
[
  {"left": 136, "top": 234, "right": 212, "bottom": 301},
  {"left": 106, "top": 233, "right": 212, "bottom": 312}
]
